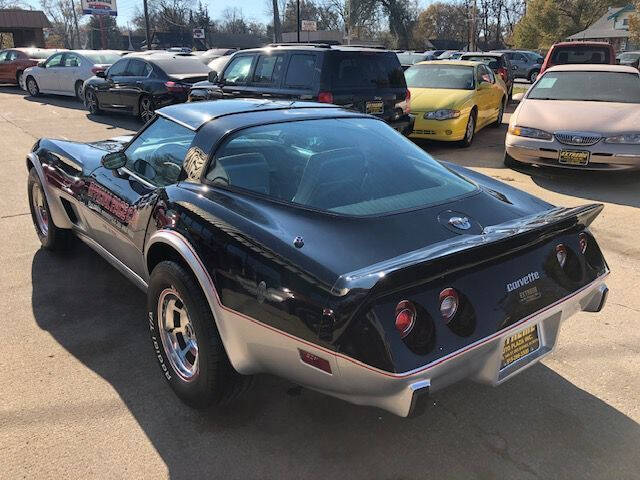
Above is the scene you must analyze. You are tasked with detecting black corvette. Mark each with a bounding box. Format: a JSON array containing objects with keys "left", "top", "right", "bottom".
[{"left": 26, "top": 100, "right": 609, "bottom": 416}]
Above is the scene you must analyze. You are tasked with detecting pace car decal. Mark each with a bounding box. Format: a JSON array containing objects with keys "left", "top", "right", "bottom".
[{"left": 87, "top": 181, "right": 136, "bottom": 224}]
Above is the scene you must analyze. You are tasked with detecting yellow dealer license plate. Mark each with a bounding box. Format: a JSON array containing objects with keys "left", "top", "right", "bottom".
[
  {"left": 500, "top": 324, "right": 540, "bottom": 370},
  {"left": 366, "top": 101, "right": 384, "bottom": 115},
  {"left": 559, "top": 150, "right": 590, "bottom": 166}
]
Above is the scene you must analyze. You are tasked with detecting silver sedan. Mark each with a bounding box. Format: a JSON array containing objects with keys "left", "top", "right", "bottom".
[
  {"left": 505, "top": 64, "right": 640, "bottom": 171},
  {"left": 22, "top": 50, "right": 126, "bottom": 101}
]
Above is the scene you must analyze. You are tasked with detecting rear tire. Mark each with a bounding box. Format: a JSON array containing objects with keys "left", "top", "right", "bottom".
[
  {"left": 27, "top": 168, "right": 72, "bottom": 250},
  {"left": 75, "top": 81, "right": 84, "bottom": 102},
  {"left": 16, "top": 71, "right": 23, "bottom": 87},
  {"left": 148, "top": 261, "right": 253, "bottom": 408},
  {"left": 492, "top": 98, "right": 505, "bottom": 128},
  {"left": 458, "top": 110, "right": 476, "bottom": 148},
  {"left": 26, "top": 76, "right": 39, "bottom": 97}
]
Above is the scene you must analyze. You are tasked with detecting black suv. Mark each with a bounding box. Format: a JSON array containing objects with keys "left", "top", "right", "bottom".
[{"left": 188, "top": 44, "right": 413, "bottom": 133}]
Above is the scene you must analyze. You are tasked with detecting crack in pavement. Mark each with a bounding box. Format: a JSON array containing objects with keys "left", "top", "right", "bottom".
[
  {"left": 1, "top": 212, "right": 30, "bottom": 219},
  {"left": 0, "top": 111, "right": 38, "bottom": 140}
]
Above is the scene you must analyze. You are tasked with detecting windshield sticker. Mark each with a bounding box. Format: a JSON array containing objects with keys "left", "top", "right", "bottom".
[{"left": 536, "top": 77, "right": 557, "bottom": 89}]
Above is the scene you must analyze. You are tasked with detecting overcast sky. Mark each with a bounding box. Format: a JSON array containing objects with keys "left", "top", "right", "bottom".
[{"left": 26, "top": 0, "right": 433, "bottom": 28}]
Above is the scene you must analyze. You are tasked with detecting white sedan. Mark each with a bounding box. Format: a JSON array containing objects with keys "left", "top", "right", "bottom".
[
  {"left": 506, "top": 64, "right": 640, "bottom": 171},
  {"left": 22, "top": 50, "right": 126, "bottom": 101}
]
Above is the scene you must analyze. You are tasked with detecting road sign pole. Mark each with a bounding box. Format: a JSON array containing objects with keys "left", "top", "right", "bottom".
[
  {"left": 296, "top": 0, "right": 300, "bottom": 43},
  {"left": 143, "top": 0, "right": 151, "bottom": 49}
]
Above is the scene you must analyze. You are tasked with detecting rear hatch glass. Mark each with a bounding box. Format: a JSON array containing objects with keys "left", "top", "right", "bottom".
[
  {"left": 326, "top": 51, "right": 406, "bottom": 117},
  {"left": 551, "top": 46, "right": 611, "bottom": 65}
]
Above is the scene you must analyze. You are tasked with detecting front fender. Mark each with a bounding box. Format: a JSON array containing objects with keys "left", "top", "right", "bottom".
[{"left": 26, "top": 152, "right": 74, "bottom": 229}]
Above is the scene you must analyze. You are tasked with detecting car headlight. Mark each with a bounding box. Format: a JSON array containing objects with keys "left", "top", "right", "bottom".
[
  {"left": 423, "top": 109, "right": 460, "bottom": 120},
  {"left": 604, "top": 134, "right": 640, "bottom": 145},
  {"left": 508, "top": 126, "right": 553, "bottom": 140}
]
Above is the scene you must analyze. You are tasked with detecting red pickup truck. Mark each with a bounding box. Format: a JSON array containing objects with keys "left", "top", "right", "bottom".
[
  {"left": 0, "top": 48, "right": 62, "bottom": 86},
  {"left": 540, "top": 41, "right": 616, "bottom": 74}
]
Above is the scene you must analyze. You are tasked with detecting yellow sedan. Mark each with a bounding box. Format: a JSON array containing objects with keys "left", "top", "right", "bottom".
[{"left": 406, "top": 60, "right": 507, "bottom": 147}]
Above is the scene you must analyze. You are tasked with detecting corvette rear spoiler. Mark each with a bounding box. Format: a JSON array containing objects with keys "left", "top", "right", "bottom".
[{"left": 331, "top": 203, "right": 604, "bottom": 296}]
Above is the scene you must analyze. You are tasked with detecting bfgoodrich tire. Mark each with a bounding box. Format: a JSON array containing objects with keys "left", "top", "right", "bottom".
[
  {"left": 27, "top": 168, "right": 72, "bottom": 250},
  {"left": 147, "top": 261, "right": 252, "bottom": 408}
]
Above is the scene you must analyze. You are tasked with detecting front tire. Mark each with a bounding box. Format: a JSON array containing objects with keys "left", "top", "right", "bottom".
[
  {"left": 16, "top": 71, "right": 23, "bottom": 87},
  {"left": 27, "top": 168, "right": 71, "bottom": 250},
  {"left": 26, "top": 76, "right": 39, "bottom": 97},
  {"left": 529, "top": 70, "right": 539, "bottom": 83},
  {"left": 504, "top": 152, "right": 525, "bottom": 169},
  {"left": 458, "top": 110, "right": 476, "bottom": 148},
  {"left": 85, "top": 89, "right": 101, "bottom": 114},
  {"left": 148, "top": 261, "right": 252, "bottom": 408}
]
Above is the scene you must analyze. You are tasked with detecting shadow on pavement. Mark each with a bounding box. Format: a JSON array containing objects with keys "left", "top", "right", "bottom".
[
  {"left": 512, "top": 164, "right": 640, "bottom": 209},
  {"left": 31, "top": 245, "right": 640, "bottom": 479}
]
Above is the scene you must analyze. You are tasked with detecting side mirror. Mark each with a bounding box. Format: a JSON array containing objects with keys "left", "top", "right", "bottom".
[
  {"left": 102, "top": 151, "right": 127, "bottom": 170},
  {"left": 481, "top": 74, "right": 493, "bottom": 84},
  {"left": 96, "top": 70, "right": 106, "bottom": 78},
  {"left": 512, "top": 92, "right": 525, "bottom": 102},
  {"left": 38, "top": 60, "right": 46, "bottom": 68},
  {"left": 208, "top": 70, "right": 219, "bottom": 83}
]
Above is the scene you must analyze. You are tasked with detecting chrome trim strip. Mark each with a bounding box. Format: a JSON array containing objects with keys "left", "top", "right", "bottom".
[
  {"left": 119, "top": 167, "right": 158, "bottom": 190},
  {"left": 76, "top": 231, "right": 148, "bottom": 291},
  {"left": 156, "top": 111, "right": 197, "bottom": 131}
]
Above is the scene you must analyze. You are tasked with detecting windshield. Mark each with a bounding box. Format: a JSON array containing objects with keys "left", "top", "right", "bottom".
[
  {"left": 620, "top": 52, "right": 640, "bottom": 61},
  {"left": 206, "top": 118, "right": 476, "bottom": 215},
  {"left": 83, "top": 52, "right": 123, "bottom": 64},
  {"left": 528, "top": 71, "right": 640, "bottom": 103},
  {"left": 405, "top": 64, "right": 474, "bottom": 90}
]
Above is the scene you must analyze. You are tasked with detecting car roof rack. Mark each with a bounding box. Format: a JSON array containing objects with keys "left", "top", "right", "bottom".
[{"left": 267, "top": 42, "right": 333, "bottom": 48}]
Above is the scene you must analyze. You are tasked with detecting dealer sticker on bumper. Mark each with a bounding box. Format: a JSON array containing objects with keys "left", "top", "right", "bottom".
[
  {"left": 559, "top": 150, "right": 590, "bottom": 166},
  {"left": 500, "top": 324, "right": 540, "bottom": 369}
]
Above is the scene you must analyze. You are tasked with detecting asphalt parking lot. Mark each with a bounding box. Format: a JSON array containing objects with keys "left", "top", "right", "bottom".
[{"left": 0, "top": 87, "right": 639, "bottom": 480}]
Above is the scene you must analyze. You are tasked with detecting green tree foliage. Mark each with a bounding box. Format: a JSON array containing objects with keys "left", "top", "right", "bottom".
[
  {"left": 87, "top": 14, "right": 121, "bottom": 49},
  {"left": 413, "top": 2, "right": 467, "bottom": 48},
  {"left": 512, "top": 0, "right": 626, "bottom": 49}
]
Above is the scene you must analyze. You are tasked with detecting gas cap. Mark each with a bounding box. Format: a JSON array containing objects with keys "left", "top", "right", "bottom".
[{"left": 438, "top": 210, "right": 484, "bottom": 235}]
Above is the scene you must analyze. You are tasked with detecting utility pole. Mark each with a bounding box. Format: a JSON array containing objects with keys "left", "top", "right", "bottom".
[
  {"left": 296, "top": 0, "right": 300, "bottom": 43},
  {"left": 143, "top": 0, "right": 152, "bottom": 49},
  {"left": 69, "top": 0, "right": 81, "bottom": 48},
  {"left": 471, "top": 0, "right": 477, "bottom": 51}
]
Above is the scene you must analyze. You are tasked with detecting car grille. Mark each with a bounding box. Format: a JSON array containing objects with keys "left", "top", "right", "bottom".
[{"left": 554, "top": 132, "right": 602, "bottom": 146}]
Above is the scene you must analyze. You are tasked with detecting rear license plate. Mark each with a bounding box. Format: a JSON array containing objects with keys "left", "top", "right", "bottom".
[
  {"left": 558, "top": 150, "right": 590, "bottom": 166},
  {"left": 500, "top": 324, "right": 540, "bottom": 370},
  {"left": 366, "top": 101, "right": 384, "bottom": 115}
]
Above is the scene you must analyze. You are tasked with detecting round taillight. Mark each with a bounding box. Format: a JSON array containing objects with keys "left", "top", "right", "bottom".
[
  {"left": 556, "top": 244, "right": 567, "bottom": 268},
  {"left": 578, "top": 233, "right": 588, "bottom": 254},
  {"left": 395, "top": 300, "right": 416, "bottom": 338},
  {"left": 439, "top": 288, "right": 459, "bottom": 323}
]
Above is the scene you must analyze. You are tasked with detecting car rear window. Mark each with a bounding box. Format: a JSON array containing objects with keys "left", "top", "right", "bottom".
[
  {"left": 527, "top": 71, "right": 640, "bottom": 103},
  {"left": 551, "top": 46, "right": 611, "bottom": 65},
  {"left": 152, "top": 56, "right": 211, "bottom": 74},
  {"left": 206, "top": 118, "right": 476, "bottom": 215},
  {"left": 328, "top": 52, "right": 405, "bottom": 89},
  {"left": 405, "top": 64, "right": 475, "bottom": 90}
]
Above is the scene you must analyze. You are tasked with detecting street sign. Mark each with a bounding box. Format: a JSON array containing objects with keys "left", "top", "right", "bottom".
[
  {"left": 81, "top": 0, "right": 117, "bottom": 16},
  {"left": 193, "top": 28, "right": 205, "bottom": 39},
  {"left": 301, "top": 20, "right": 317, "bottom": 32}
]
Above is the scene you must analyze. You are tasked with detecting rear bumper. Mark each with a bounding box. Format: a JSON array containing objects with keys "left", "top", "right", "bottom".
[
  {"left": 506, "top": 134, "right": 640, "bottom": 171},
  {"left": 320, "top": 273, "right": 608, "bottom": 417}
]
